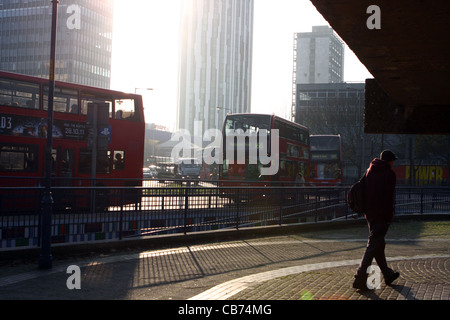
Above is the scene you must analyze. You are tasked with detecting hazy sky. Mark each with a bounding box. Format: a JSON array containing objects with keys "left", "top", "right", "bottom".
[{"left": 111, "top": 0, "right": 372, "bottom": 130}]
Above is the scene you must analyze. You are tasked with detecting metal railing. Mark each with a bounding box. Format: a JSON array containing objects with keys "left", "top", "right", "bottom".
[{"left": 1, "top": 179, "right": 449, "bottom": 250}]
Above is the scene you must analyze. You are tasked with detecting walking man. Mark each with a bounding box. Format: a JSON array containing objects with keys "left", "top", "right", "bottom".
[{"left": 353, "top": 150, "right": 400, "bottom": 290}]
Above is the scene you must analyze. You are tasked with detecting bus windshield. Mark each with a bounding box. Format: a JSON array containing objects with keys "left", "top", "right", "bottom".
[
  {"left": 310, "top": 135, "right": 340, "bottom": 151},
  {"left": 224, "top": 114, "right": 271, "bottom": 134},
  {"left": 310, "top": 135, "right": 342, "bottom": 183},
  {"left": 221, "top": 115, "right": 272, "bottom": 181}
]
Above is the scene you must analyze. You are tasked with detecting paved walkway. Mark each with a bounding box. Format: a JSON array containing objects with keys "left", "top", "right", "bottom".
[{"left": 0, "top": 225, "right": 449, "bottom": 301}]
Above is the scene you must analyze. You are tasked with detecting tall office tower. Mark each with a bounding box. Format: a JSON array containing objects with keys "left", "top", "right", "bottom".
[
  {"left": 291, "top": 25, "right": 344, "bottom": 121},
  {"left": 0, "top": 0, "right": 113, "bottom": 89},
  {"left": 294, "top": 26, "right": 344, "bottom": 85},
  {"left": 177, "top": 0, "right": 254, "bottom": 135}
]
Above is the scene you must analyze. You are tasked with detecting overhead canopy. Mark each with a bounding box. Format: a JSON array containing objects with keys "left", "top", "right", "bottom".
[{"left": 310, "top": 0, "right": 450, "bottom": 134}]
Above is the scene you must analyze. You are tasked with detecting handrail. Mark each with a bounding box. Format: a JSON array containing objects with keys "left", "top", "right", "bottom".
[{"left": 1, "top": 182, "right": 449, "bottom": 251}]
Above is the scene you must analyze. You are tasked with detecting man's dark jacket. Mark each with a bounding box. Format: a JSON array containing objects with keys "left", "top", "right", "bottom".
[{"left": 364, "top": 158, "right": 396, "bottom": 223}]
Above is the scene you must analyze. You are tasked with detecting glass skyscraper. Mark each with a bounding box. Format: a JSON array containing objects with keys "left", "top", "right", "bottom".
[
  {"left": 0, "top": 0, "right": 113, "bottom": 89},
  {"left": 177, "top": 0, "right": 254, "bottom": 134}
]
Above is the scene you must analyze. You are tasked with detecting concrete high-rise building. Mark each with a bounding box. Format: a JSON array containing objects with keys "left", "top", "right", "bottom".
[
  {"left": 177, "top": 0, "right": 254, "bottom": 135},
  {"left": 0, "top": 0, "right": 113, "bottom": 89},
  {"left": 293, "top": 26, "right": 344, "bottom": 85},
  {"left": 291, "top": 25, "right": 345, "bottom": 122}
]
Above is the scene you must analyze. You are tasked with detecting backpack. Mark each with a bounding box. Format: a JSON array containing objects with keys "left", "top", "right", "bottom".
[{"left": 347, "top": 174, "right": 366, "bottom": 214}]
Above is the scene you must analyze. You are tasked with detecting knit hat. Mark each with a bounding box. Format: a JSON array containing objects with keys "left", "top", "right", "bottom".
[{"left": 380, "top": 150, "right": 398, "bottom": 162}]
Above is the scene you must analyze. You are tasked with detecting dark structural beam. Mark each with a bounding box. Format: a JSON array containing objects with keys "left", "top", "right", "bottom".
[{"left": 310, "top": 0, "right": 450, "bottom": 134}]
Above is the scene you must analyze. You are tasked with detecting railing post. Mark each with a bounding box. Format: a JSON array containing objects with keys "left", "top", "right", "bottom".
[
  {"left": 431, "top": 189, "right": 435, "bottom": 210},
  {"left": 208, "top": 190, "right": 211, "bottom": 209},
  {"left": 184, "top": 185, "right": 189, "bottom": 235},
  {"left": 315, "top": 189, "right": 318, "bottom": 223},
  {"left": 119, "top": 188, "right": 124, "bottom": 240},
  {"left": 420, "top": 188, "right": 424, "bottom": 214},
  {"left": 279, "top": 187, "right": 283, "bottom": 226},
  {"left": 236, "top": 188, "right": 240, "bottom": 230}
]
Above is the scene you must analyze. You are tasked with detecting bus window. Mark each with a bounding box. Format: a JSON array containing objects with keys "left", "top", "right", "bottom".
[
  {"left": 224, "top": 114, "right": 270, "bottom": 134},
  {"left": 0, "top": 144, "right": 39, "bottom": 172},
  {"left": 81, "top": 92, "right": 113, "bottom": 117},
  {"left": 44, "top": 86, "right": 78, "bottom": 114},
  {"left": 59, "top": 148, "right": 74, "bottom": 176},
  {"left": 97, "top": 151, "right": 111, "bottom": 174},
  {"left": 78, "top": 149, "right": 111, "bottom": 174},
  {"left": 220, "top": 160, "right": 229, "bottom": 177},
  {"left": 0, "top": 78, "right": 40, "bottom": 109},
  {"left": 113, "top": 151, "right": 125, "bottom": 170},
  {"left": 51, "top": 148, "right": 57, "bottom": 175},
  {"left": 115, "top": 99, "right": 138, "bottom": 121}
]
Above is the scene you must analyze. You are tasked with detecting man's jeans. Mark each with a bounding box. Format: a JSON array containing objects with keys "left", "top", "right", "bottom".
[{"left": 357, "top": 219, "right": 390, "bottom": 276}]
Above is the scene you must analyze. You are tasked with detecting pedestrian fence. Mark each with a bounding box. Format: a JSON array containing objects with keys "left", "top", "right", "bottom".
[{"left": 1, "top": 179, "right": 449, "bottom": 250}]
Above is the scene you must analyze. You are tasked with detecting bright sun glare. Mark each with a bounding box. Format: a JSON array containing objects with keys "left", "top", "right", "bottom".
[{"left": 111, "top": 0, "right": 372, "bottom": 130}]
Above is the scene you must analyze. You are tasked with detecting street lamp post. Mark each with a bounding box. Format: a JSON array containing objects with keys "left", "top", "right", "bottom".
[
  {"left": 39, "top": 0, "right": 59, "bottom": 270},
  {"left": 215, "top": 106, "right": 231, "bottom": 129}
]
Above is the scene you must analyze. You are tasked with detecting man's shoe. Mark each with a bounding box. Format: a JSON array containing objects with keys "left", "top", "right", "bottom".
[
  {"left": 352, "top": 274, "right": 369, "bottom": 291},
  {"left": 384, "top": 271, "right": 400, "bottom": 286}
]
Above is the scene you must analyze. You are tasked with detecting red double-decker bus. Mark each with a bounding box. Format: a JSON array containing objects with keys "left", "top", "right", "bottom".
[
  {"left": 309, "top": 134, "right": 343, "bottom": 186},
  {"left": 219, "top": 114, "right": 310, "bottom": 201},
  {"left": 0, "top": 71, "right": 145, "bottom": 210}
]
